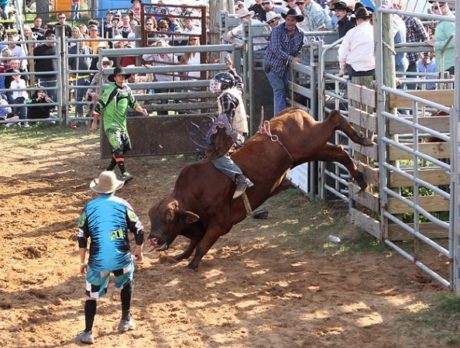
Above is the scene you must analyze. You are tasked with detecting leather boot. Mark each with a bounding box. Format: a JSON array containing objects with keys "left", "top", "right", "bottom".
[{"left": 233, "top": 174, "right": 254, "bottom": 199}]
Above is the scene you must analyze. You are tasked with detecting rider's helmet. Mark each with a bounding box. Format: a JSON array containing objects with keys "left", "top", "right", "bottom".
[{"left": 209, "top": 72, "right": 235, "bottom": 93}]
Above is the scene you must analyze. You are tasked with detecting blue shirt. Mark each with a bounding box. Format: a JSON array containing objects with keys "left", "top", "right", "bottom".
[
  {"left": 263, "top": 23, "right": 304, "bottom": 77},
  {"left": 417, "top": 59, "right": 437, "bottom": 90},
  {"left": 77, "top": 195, "right": 144, "bottom": 272}
]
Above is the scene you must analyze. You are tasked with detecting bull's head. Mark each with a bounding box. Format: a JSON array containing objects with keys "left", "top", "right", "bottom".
[{"left": 148, "top": 197, "right": 200, "bottom": 251}]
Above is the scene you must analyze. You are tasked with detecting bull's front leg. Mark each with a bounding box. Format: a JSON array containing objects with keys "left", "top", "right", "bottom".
[
  {"left": 187, "top": 225, "right": 230, "bottom": 270},
  {"left": 175, "top": 239, "right": 199, "bottom": 261}
]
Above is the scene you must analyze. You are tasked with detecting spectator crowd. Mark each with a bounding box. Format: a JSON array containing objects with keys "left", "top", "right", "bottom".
[{"left": 0, "top": 0, "right": 456, "bottom": 126}]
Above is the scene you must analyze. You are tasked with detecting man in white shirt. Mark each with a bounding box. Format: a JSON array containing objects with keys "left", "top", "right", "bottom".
[
  {"left": 225, "top": 8, "right": 268, "bottom": 51},
  {"left": 337, "top": 7, "right": 375, "bottom": 88}
]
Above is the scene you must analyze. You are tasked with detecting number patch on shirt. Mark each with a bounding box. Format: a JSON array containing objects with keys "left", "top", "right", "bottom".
[{"left": 110, "top": 229, "right": 124, "bottom": 240}]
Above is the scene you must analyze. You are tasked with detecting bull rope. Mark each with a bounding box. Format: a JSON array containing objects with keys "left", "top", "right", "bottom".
[{"left": 258, "top": 120, "right": 295, "bottom": 166}]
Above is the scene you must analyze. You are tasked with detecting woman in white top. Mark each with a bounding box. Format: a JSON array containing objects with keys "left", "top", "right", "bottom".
[
  {"left": 10, "top": 71, "right": 28, "bottom": 120},
  {"left": 179, "top": 36, "right": 201, "bottom": 80},
  {"left": 142, "top": 40, "right": 178, "bottom": 115}
]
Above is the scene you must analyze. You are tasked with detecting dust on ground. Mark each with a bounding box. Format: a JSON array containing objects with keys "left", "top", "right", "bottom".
[{"left": 0, "top": 126, "right": 458, "bottom": 348}]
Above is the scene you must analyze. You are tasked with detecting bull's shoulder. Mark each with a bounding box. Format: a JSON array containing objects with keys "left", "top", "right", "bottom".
[{"left": 175, "top": 160, "right": 216, "bottom": 187}]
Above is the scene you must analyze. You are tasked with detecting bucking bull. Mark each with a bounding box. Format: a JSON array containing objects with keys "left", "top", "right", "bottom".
[{"left": 148, "top": 108, "right": 372, "bottom": 269}]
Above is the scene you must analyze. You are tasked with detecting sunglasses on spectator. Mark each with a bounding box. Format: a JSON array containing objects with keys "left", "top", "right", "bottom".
[
  {"left": 296, "top": 1, "right": 305, "bottom": 4},
  {"left": 59, "top": 16, "right": 66, "bottom": 19},
  {"left": 262, "top": 1, "right": 270, "bottom": 4}
]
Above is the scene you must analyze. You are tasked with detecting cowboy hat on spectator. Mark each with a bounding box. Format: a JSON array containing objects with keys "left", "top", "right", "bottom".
[
  {"left": 236, "top": 8, "right": 254, "bottom": 18},
  {"left": 97, "top": 56, "right": 114, "bottom": 69},
  {"left": 333, "top": 1, "right": 349, "bottom": 11},
  {"left": 281, "top": 8, "right": 304, "bottom": 22},
  {"left": 90, "top": 171, "right": 124, "bottom": 194},
  {"left": 266, "top": 11, "right": 282, "bottom": 23}
]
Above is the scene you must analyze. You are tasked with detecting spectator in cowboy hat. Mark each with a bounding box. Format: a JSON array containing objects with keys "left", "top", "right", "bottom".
[
  {"left": 261, "top": 1, "right": 285, "bottom": 19},
  {"left": 265, "top": 11, "right": 282, "bottom": 30},
  {"left": 91, "top": 66, "right": 148, "bottom": 181},
  {"left": 248, "top": 0, "right": 266, "bottom": 22},
  {"left": 337, "top": 6, "right": 375, "bottom": 88},
  {"left": 263, "top": 8, "right": 304, "bottom": 115},
  {"left": 75, "top": 170, "right": 144, "bottom": 344},
  {"left": 225, "top": 8, "right": 267, "bottom": 50},
  {"left": 332, "top": 1, "right": 355, "bottom": 38}
]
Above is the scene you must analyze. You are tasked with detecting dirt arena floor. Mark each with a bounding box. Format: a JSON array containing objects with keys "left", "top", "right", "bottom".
[{"left": 1, "top": 126, "right": 459, "bottom": 348}]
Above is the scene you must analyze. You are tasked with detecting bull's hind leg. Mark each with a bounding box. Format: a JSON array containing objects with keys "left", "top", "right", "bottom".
[
  {"left": 312, "top": 143, "right": 367, "bottom": 190},
  {"left": 328, "top": 110, "right": 373, "bottom": 147}
]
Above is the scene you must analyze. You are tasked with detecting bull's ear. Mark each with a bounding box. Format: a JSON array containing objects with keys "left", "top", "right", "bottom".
[{"left": 182, "top": 210, "right": 200, "bottom": 224}]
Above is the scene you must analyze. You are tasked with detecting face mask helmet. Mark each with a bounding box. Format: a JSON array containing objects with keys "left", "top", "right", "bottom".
[{"left": 209, "top": 72, "right": 235, "bottom": 93}]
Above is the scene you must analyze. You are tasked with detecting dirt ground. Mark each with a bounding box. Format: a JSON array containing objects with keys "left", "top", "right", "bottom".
[{"left": 0, "top": 127, "right": 458, "bottom": 348}]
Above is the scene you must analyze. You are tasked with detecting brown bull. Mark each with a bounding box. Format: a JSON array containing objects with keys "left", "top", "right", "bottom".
[{"left": 148, "top": 108, "right": 372, "bottom": 269}]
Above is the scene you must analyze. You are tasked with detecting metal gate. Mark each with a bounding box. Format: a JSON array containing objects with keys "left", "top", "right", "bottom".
[{"left": 96, "top": 44, "right": 235, "bottom": 158}]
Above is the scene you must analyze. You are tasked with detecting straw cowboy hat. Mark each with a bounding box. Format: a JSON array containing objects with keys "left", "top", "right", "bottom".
[
  {"left": 90, "top": 171, "right": 124, "bottom": 194},
  {"left": 266, "top": 11, "right": 281, "bottom": 23},
  {"left": 236, "top": 8, "right": 255, "bottom": 18},
  {"left": 281, "top": 9, "right": 304, "bottom": 22},
  {"left": 97, "top": 56, "right": 114, "bottom": 69}
]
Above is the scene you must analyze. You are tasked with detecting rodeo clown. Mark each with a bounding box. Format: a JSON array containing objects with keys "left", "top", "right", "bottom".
[
  {"left": 207, "top": 55, "right": 253, "bottom": 199},
  {"left": 92, "top": 66, "right": 148, "bottom": 182},
  {"left": 76, "top": 170, "right": 144, "bottom": 344}
]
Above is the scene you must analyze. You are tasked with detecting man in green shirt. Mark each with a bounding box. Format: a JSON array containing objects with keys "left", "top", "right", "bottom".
[{"left": 93, "top": 67, "right": 148, "bottom": 182}]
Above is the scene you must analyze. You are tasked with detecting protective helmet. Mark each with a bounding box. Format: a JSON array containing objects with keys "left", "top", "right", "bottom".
[{"left": 209, "top": 72, "right": 235, "bottom": 93}]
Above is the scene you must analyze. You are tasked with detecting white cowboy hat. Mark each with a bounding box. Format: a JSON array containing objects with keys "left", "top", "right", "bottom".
[
  {"left": 97, "top": 56, "right": 114, "bottom": 69},
  {"left": 90, "top": 171, "right": 124, "bottom": 194},
  {"left": 266, "top": 11, "right": 281, "bottom": 23},
  {"left": 236, "top": 8, "right": 255, "bottom": 18}
]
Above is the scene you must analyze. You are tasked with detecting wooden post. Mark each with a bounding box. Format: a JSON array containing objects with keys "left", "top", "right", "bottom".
[{"left": 382, "top": 13, "right": 395, "bottom": 112}]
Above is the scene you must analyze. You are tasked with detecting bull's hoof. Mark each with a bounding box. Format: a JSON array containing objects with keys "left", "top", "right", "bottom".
[
  {"left": 174, "top": 253, "right": 190, "bottom": 261},
  {"left": 355, "top": 172, "right": 367, "bottom": 191},
  {"left": 357, "top": 178, "right": 367, "bottom": 191},
  {"left": 186, "top": 262, "right": 199, "bottom": 271}
]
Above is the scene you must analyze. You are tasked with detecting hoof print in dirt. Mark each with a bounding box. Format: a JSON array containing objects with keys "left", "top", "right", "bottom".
[{"left": 24, "top": 246, "right": 43, "bottom": 259}]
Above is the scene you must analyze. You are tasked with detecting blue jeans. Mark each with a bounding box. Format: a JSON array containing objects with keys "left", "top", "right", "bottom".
[
  {"left": 13, "top": 97, "right": 26, "bottom": 119},
  {"left": 266, "top": 69, "right": 289, "bottom": 116},
  {"left": 75, "top": 77, "right": 90, "bottom": 115},
  {"left": 212, "top": 155, "right": 242, "bottom": 182},
  {"left": 72, "top": 3, "right": 80, "bottom": 20}
]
